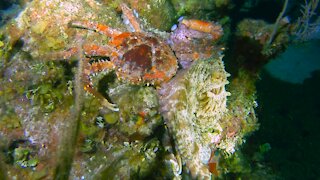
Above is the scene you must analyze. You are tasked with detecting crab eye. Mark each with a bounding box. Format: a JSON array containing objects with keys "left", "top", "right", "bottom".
[
  {"left": 178, "top": 16, "right": 184, "bottom": 22},
  {"left": 171, "top": 24, "right": 178, "bottom": 31}
]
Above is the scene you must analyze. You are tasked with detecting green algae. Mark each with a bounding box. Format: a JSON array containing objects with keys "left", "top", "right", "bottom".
[
  {"left": 0, "top": 23, "right": 24, "bottom": 67},
  {"left": 171, "top": 0, "right": 232, "bottom": 19},
  {"left": 0, "top": 39, "right": 4, "bottom": 59},
  {"left": 0, "top": 32, "right": 9, "bottom": 66},
  {"left": 220, "top": 151, "right": 251, "bottom": 175},
  {"left": 95, "top": 138, "right": 160, "bottom": 179},
  {"left": 214, "top": 0, "right": 231, "bottom": 8},
  {"left": 80, "top": 119, "right": 101, "bottom": 138},
  {"left": 12, "top": 147, "right": 39, "bottom": 168},
  {"left": 104, "top": 0, "right": 176, "bottom": 31},
  {"left": 106, "top": 83, "right": 162, "bottom": 137},
  {"left": 104, "top": 112, "right": 119, "bottom": 124},
  {"left": 0, "top": 110, "right": 21, "bottom": 129},
  {"left": 80, "top": 139, "right": 97, "bottom": 153},
  {"left": 21, "top": 60, "right": 72, "bottom": 113},
  {"left": 224, "top": 70, "right": 259, "bottom": 136},
  {"left": 26, "top": 82, "right": 66, "bottom": 113},
  {"left": 129, "top": 0, "right": 176, "bottom": 31}
]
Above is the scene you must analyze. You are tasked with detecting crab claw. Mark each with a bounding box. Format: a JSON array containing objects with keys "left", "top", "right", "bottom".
[{"left": 101, "top": 99, "right": 119, "bottom": 112}]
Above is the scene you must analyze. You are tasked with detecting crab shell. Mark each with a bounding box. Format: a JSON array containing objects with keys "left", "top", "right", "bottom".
[{"left": 110, "top": 32, "right": 178, "bottom": 86}]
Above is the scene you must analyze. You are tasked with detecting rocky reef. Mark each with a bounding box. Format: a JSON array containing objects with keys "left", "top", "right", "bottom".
[{"left": 0, "top": 0, "right": 295, "bottom": 179}]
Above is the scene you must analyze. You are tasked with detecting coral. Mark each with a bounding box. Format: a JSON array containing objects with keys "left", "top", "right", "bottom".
[
  {"left": 159, "top": 55, "right": 230, "bottom": 178},
  {"left": 226, "top": 18, "right": 291, "bottom": 75},
  {"left": 236, "top": 19, "right": 290, "bottom": 58},
  {"left": 294, "top": 0, "right": 320, "bottom": 41}
]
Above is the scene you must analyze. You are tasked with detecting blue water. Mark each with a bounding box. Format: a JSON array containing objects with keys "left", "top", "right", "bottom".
[{"left": 265, "top": 40, "right": 320, "bottom": 84}]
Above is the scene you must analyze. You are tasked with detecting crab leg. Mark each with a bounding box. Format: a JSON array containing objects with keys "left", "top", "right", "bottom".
[
  {"left": 86, "top": 60, "right": 115, "bottom": 75},
  {"left": 69, "top": 4, "right": 142, "bottom": 35},
  {"left": 81, "top": 45, "right": 119, "bottom": 111},
  {"left": 80, "top": 46, "right": 119, "bottom": 110},
  {"left": 69, "top": 20, "right": 122, "bottom": 37},
  {"left": 39, "top": 45, "right": 119, "bottom": 111},
  {"left": 82, "top": 55, "right": 118, "bottom": 111},
  {"left": 120, "top": 3, "right": 142, "bottom": 32},
  {"left": 40, "top": 44, "right": 118, "bottom": 61},
  {"left": 82, "top": 59, "right": 119, "bottom": 111},
  {"left": 83, "top": 44, "right": 120, "bottom": 57},
  {"left": 181, "top": 19, "right": 223, "bottom": 40}
]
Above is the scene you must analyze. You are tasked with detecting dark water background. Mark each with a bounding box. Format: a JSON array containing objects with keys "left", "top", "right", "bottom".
[{"left": 245, "top": 69, "right": 320, "bottom": 179}]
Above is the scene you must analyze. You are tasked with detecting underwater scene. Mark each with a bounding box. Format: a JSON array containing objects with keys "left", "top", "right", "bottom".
[{"left": 0, "top": 0, "right": 319, "bottom": 179}]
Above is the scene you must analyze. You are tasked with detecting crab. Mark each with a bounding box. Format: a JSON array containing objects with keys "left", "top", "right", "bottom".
[
  {"left": 43, "top": 3, "right": 222, "bottom": 112},
  {"left": 43, "top": 3, "right": 178, "bottom": 111}
]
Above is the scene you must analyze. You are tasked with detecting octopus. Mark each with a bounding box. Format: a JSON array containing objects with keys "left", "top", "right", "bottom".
[{"left": 159, "top": 56, "right": 230, "bottom": 179}]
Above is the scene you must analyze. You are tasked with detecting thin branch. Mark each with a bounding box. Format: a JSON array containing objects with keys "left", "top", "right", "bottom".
[{"left": 267, "top": 0, "right": 289, "bottom": 46}]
